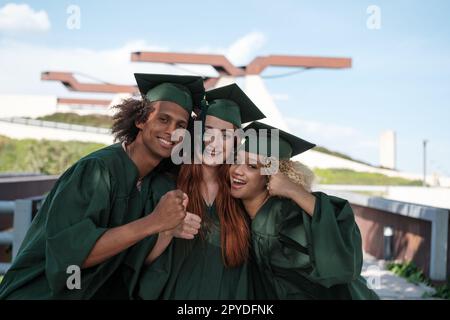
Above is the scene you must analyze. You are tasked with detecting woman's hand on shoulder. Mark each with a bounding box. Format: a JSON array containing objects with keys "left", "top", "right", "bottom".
[{"left": 267, "top": 172, "right": 302, "bottom": 199}]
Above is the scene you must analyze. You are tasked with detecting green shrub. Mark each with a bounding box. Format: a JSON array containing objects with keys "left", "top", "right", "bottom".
[
  {"left": 387, "top": 261, "right": 428, "bottom": 285},
  {"left": 387, "top": 261, "right": 450, "bottom": 299},
  {"left": 429, "top": 283, "right": 450, "bottom": 299}
]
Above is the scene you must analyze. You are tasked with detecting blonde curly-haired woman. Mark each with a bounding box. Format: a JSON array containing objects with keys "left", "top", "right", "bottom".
[{"left": 229, "top": 121, "right": 379, "bottom": 300}]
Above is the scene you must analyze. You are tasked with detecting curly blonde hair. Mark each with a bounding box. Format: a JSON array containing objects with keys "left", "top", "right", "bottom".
[{"left": 278, "top": 160, "right": 315, "bottom": 192}]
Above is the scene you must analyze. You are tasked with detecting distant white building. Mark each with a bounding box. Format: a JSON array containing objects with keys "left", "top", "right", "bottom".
[{"left": 380, "top": 130, "right": 396, "bottom": 170}]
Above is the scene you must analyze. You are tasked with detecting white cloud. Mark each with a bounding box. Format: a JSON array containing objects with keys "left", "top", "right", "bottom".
[{"left": 0, "top": 3, "right": 50, "bottom": 33}]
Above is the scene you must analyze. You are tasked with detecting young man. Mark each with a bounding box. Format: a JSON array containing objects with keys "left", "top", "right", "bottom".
[{"left": 0, "top": 73, "right": 205, "bottom": 299}]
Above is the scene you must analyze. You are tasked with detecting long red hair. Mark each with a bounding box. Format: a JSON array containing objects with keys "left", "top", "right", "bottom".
[{"left": 177, "top": 164, "right": 250, "bottom": 268}]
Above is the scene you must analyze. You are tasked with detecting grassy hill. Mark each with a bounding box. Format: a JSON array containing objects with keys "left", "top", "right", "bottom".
[
  {"left": 36, "top": 112, "right": 113, "bottom": 129},
  {"left": 313, "top": 146, "right": 377, "bottom": 167},
  {"left": 0, "top": 135, "right": 106, "bottom": 175},
  {"left": 0, "top": 135, "right": 423, "bottom": 186},
  {"left": 314, "top": 168, "right": 422, "bottom": 186}
]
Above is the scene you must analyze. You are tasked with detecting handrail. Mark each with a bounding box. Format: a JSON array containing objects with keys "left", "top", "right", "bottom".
[{"left": 0, "top": 117, "right": 111, "bottom": 135}]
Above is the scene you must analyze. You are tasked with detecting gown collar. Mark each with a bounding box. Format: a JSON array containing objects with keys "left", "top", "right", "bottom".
[
  {"left": 110, "top": 142, "right": 156, "bottom": 193},
  {"left": 252, "top": 196, "right": 276, "bottom": 224}
]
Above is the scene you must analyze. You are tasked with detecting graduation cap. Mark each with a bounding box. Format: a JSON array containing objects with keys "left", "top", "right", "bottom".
[
  {"left": 134, "top": 73, "right": 205, "bottom": 114},
  {"left": 242, "top": 121, "right": 316, "bottom": 159},
  {"left": 205, "top": 83, "right": 265, "bottom": 128}
]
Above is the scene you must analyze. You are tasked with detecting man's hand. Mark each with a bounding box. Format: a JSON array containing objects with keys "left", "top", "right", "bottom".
[
  {"left": 149, "top": 190, "right": 187, "bottom": 233},
  {"left": 163, "top": 195, "right": 201, "bottom": 240},
  {"left": 144, "top": 192, "right": 200, "bottom": 265},
  {"left": 82, "top": 190, "right": 189, "bottom": 269}
]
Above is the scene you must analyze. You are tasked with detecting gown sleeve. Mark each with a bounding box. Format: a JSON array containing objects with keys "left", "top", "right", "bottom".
[
  {"left": 136, "top": 240, "right": 176, "bottom": 299},
  {"left": 43, "top": 158, "right": 111, "bottom": 296},
  {"left": 123, "top": 173, "right": 177, "bottom": 299},
  {"left": 277, "top": 191, "right": 363, "bottom": 288}
]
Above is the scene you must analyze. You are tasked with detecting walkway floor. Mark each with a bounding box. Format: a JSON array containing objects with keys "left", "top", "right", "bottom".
[{"left": 361, "top": 253, "right": 437, "bottom": 300}]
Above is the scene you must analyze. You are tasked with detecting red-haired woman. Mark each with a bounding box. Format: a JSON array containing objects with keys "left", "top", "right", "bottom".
[{"left": 137, "top": 84, "right": 265, "bottom": 299}]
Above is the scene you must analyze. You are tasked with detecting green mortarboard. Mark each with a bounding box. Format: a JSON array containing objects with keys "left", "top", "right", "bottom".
[
  {"left": 243, "top": 121, "right": 316, "bottom": 159},
  {"left": 205, "top": 83, "right": 265, "bottom": 127},
  {"left": 134, "top": 73, "right": 205, "bottom": 114}
]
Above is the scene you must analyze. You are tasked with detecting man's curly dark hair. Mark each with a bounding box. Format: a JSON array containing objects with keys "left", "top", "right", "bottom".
[{"left": 111, "top": 97, "right": 154, "bottom": 143}]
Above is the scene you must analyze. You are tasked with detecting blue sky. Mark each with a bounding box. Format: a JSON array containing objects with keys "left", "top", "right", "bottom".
[{"left": 0, "top": 0, "right": 449, "bottom": 176}]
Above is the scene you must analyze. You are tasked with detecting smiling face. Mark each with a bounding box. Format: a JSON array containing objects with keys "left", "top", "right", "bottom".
[
  {"left": 229, "top": 151, "right": 268, "bottom": 200},
  {"left": 201, "top": 115, "right": 236, "bottom": 167},
  {"left": 136, "top": 100, "right": 189, "bottom": 159}
]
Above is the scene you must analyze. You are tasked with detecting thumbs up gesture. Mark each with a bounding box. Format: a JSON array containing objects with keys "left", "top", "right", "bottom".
[{"left": 172, "top": 194, "right": 202, "bottom": 240}]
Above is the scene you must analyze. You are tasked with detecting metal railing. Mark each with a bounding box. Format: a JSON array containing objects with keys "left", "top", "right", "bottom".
[
  {"left": 0, "top": 117, "right": 111, "bottom": 135},
  {"left": 0, "top": 197, "right": 44, "bottom": 274}
]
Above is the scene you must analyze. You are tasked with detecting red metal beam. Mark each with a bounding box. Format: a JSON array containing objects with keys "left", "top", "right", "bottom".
[
  {"left": 245, "top": 55, "right": 352, "bottom": 74},
  {"left": 131, "top": 52, "right": 245, "bottom": 76},
  {"left": 41, "top": 72, "right": 137, "bottom": 94},
  {"left": 42, "top": 70, "right": 217, "bottom": 93},
  {"left": 130, "top": 52, "right": 352, "bottom": 76},
  {"left": 57, "top": 98, "right": 111, "bottom": 106}
]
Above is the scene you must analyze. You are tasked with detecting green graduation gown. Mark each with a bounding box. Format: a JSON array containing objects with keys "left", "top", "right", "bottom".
[
  {"left": 137, "top": 203, "right": 250, "bottom": 299},
  {"left": 0, "top": 143, "right": 174, "bottom": 300},
  {"left": 249, "top": 192, "right": 379, "bottom": 300}
]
